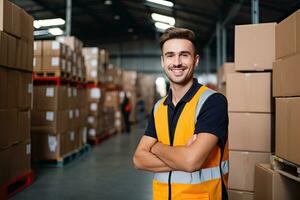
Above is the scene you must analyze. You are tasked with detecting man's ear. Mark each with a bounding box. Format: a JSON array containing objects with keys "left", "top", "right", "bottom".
[{"left": 195, "top": 54, "right": 200, "bottom": 67}]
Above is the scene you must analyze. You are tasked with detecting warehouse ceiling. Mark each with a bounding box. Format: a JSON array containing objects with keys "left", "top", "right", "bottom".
[{"left": 12, "top": 0, "right": 300, "bottom": 57}]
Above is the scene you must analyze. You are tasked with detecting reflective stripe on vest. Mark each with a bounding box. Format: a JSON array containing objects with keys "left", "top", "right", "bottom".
[
  {"left": 153, "top": 160, "right": 228, "bottom": 184},
  {"left": 194, "top": 88, "right": 216, "bottom": 123}
]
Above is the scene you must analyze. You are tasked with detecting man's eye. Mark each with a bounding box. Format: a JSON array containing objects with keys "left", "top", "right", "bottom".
[{"left": 182, "top": 54, "right": 189, "bottom": 57}]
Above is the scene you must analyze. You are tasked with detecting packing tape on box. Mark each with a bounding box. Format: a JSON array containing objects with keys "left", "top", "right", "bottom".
[
  {"left": 91, "top": 59, "right": 97, "bottom": 67},
  {"left": 90, "top": 70, "right": 97, "bottom": 78},
  {"left": 73, "top": 88, "right": 77, "bottom": 97},
  {"left": 75, "top": 109, "right": 80, "bottom": 118},
  {"left": 34, "top": 42, "right": 37, "bottom": 50},
  {"left": 48, "top": 136, "right": 58, "bottom": 152},
  {"left": 87, "top": 116, "right": 95, "bottom": 124},
  {"left": 70, "top": 131, "right": 75, "bottom": 141},
  {"left": 82, "top": 127, "right": 87, "bottom": 143},
  {"left": 28, "top": 83, "right": 33, "bottom": 94},
  {"left": 33, "top": 57, "right": 36, "bottom": 66},
  {"left": 68, "top": 88, "right": 72, "bottom": 97},
  {"left": 51, "top": 57, "right": 59, "bottom": 66},
  {"left": 90, "top": 88, "right": 101, "bottom": 99},
  {"left": 69, "top": 110, "right": 74, "bottom": 119},
  {"left": 46, "top": 87, "right": 54, "bottom": 97},
  {"left": 46, "top": 111, "right": 54, "bottom": 121}
]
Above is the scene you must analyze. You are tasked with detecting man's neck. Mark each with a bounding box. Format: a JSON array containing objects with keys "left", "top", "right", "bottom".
[{"left": 170, "top": 79, "right": 194, "bottom": 106}]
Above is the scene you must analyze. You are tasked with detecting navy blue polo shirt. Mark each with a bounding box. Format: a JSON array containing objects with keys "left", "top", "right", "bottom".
[{"left": 144, "top": 78, "right": 228, "bottom": 148}]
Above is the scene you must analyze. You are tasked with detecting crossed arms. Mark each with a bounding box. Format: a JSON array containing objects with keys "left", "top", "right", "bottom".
[{"left": 133, "top": 133, "right": 218, "bottom": 173}]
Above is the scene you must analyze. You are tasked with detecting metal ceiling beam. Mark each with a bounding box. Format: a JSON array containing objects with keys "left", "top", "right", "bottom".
[{"left": 29, "top": 0, "right": 65, "bottom": 19}]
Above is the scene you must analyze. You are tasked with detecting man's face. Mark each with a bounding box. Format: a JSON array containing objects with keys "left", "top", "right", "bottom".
[{"left": 161, "top": 38, "right": 199, "bottom": 85}]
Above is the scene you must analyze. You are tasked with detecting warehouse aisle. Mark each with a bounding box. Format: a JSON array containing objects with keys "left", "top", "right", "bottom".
[{"left": 12, "top": 123, "right": 153, "bottom": 200}]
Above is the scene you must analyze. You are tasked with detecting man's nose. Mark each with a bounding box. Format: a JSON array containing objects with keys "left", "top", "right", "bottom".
[{"left": 173, "top": 55, "right": 182, "bottom": 66}]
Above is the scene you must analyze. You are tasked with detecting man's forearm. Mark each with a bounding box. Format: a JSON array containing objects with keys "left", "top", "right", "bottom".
[{"left": 133, "top": 149, "right": 173, "bottom": 172}]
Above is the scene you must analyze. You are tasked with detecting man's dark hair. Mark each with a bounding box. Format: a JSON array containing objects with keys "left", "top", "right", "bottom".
[{"left": 159, "top": 27, "right": 197, "bottom": 54}]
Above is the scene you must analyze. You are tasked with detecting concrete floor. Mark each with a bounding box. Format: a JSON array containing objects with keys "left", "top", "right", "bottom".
[{"left": 12, "top": 123, "right": 153, "bottom": 200}]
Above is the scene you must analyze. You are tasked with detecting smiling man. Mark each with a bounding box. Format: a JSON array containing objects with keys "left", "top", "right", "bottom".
[{"left": 133, "top": 27, "right": 229, "bottom": 200}]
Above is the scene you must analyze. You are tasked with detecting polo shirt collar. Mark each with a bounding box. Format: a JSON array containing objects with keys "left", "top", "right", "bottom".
[{"left": 164, "top": 78, "right": 201, "bottom": 106}]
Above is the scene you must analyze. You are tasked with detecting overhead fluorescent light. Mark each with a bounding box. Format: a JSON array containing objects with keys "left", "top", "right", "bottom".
[
  {"left": 34, "top": 18, "right": 65, "bottom": 29},
  {"left": 146, "top": 0, "right": 174, "bottom": 7},
  {"left": 34, "top": 29, "right": 49, "bottom": 36},
  {"left": 155, "top": 22, "right": 173, "bottom": 31},
  {"left": 48, "top": 28, "right": 64, "bottom": 36},
  {"left": 151, "top": 13, "right": 175, "bottom": 26}
]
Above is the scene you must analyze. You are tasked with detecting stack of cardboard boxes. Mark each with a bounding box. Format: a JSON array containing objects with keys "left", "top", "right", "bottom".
[
  {"left": 253, "top": 10, "right": 300, "bottom": 200},
  {"left": 104, "top": 91, "right": 120, "bottom": 134},
  {"left": 216, "top": 62, "right": 235, "bottom": 96},
  {"left": 0, "top": 0, "right": 33, "bottom": 185},
  {"left": 225, "top": 23, "right": 276, "bottom": 199},
  {"left": 82, "top": 47, "right": 108, "bottom": 83},
  {"left": 86, "top": 86, "right": 106, "bottom": 139},
  {"left": 105, "top": 64, "right": 122, "bottom": 87},
  {"left": 122, "top": 70, "right": 138, "bottom": 123}
]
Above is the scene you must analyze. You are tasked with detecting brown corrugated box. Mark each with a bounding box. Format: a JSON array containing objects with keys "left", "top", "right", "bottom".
[
  {"left": 56, "top": 36, "right": 83, "bottom": 52},
  {"left": 0, "top": 110, "right": 18, "bottom": 149},
  {"left": 0, "top": 31, "right": 8, "bottom": 66},
  {"left": 31, "top": 110, "right": 69, "bottom": 133},
  {"left": 0, "top": 67, "right": 7, "bottom": 108},
  {"left": 34, "top": 41, "right": 42, "bottom": 56},
  {"left": 0, "top": 0, "right": 12, "bottom": 35},
  {"left": 276, "top": 97, "right": 300, "bottom": 165},
  {"left": 33, "top": 85, "right": 68, "bottom": 111},
  {"left": 42, "top": 56, "right": 66, "bottom": 71},
  {"left": 254, "top": 163, "right": 300, "bottom": 200},
  {"left": 217, "top": 62, "right": 235, "bottom": 85},
  {"left": 0, "top": 141, "right": 31, "bottom": 186},
  {"left": 229, "top": 112, "right": 274, "bottom": 152},
  {"left": 104, "top": 91, "right": 120, "bottom": 111},
  {"left": 6, "top": 69, "right": 19, "bottom": 109},
  {"left": 273, "top": 53, "right": 300, "bottom": 97},
  {"left": 11, "top": 2, "right": 21, "bottom": 38},
  {"left": 227, "top": 73, "right": 272, "bottom": 113},
  {"left": 235, "top": 23, "right": 276, "bottom": 71},
  {"left": 123, "top": 70, "right": 137, "bottom": 91},
  {"left": 229, "top": 151, "right": 270, "bottom": 192},
  {"left": 21, "top": 9, "right": 34, "bottom": 42},
  {"left": 228, "top": 190, "right": 253, "bottom": 200},
  {"left": 18, "top": 110, "right": 30, "bottom": 142},
  {"left": 7, "top": 33, "right": 16, "bottom": 68},
  {"left": 18, "top": 72, "right": 32, "bottom": 110},
  {"left": 276, "top": 9, "right": 300, "bottom": 59},
  {"left": 33, "top": 56, "right": 42, "bottom": 71},
  {"left": 31, "top": 132, "right": 66, "bottom": 160},
  {"left": 42, "top": 40, "right": 66, "bottom": 58}
]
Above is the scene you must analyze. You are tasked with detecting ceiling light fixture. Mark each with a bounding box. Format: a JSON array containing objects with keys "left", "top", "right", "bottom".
[
  {"left": 48, "top": 27, "right": 64, "bottom": 36},
  {"left": 154, "top": 22, "right": 173, "bottom": 31},
  {"left": 151, "top": 13, "right": 175, "bottom": 26},
  {"left": 33, "top": 18, "right": 65, "bottom": 29},
  {"left": 114, "top": 15, "right": 120, "bottom": 20},
  {"left": 104, "top": 0, "right": 112, "bottom": 5},
  {"left": 146, "top": 0, "right": 174, "bottom": 7}
]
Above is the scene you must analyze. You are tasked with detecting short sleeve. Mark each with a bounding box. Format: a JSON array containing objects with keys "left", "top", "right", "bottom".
[
  {"left": 144, "top": 107, "right": 158, "bottom": 139},
  {"left": 194, "top": 93, "right": 228, "bottom": 147}
]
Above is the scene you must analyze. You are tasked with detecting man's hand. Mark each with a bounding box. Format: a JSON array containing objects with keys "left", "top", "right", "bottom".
[{"left": 186, "top": 134, "right": 197, "bottom": 146}]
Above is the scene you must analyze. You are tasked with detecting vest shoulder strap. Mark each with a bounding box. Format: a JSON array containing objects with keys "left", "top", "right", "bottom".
[
  {"left": 194, "top": 87, "right": 216, "bottom": 123},
  {"left": 153, "top": 97, "right": 166, "bottom": 115}
]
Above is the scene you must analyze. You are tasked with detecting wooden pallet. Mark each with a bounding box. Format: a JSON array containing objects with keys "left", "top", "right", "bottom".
[
  {"left": 270, "top": 155, "right": 300, "bottom": 182},
  {"left": 0, "top": 170, "right": 34, "bottom": 200},
  {"left": 33, "top": 144, "right": 91, "bottom": 168}
]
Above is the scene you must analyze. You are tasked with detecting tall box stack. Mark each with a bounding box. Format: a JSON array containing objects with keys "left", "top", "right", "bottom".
[
  {"left": 216, "top": 62, "right": 235, "bottom": 96},
  {"left": 82, "top": 47, "right": 105, "bottom": 83},
  {"left": 105, "top": 64, "right": 123, "bottom": 87},
  {"left": 104, "top": 91, "right": 120, "bottom": 134},
  {"left": 123, "top": 70, "right": 138, "bottom": 123},
  {"left": 136, "top": 74, "right": 156, "bottom": 117},
  {"left": 0, "top": 0, "right": 33, "bottom": 186},
  {"left": 31, "top": 85, "right": 70, "bottom": 160},
  {"left": 227, "top": 23, "right": 276, "bottom": 199},
  {"left": 86, "top": 87, "right": 105, "bottom": 139},
  {"left": 56, "top": 36, "right": 84, "bottom": 80}
]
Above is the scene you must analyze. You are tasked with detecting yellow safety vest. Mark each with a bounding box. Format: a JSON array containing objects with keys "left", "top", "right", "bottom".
[{"left": 153, "top": 85, "right": 229, "bottom": 200}]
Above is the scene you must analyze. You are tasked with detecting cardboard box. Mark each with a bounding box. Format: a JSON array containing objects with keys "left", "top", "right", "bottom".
[
  {"left": 0, "top": 141, "right": 31, "bottom": 186},
  {"left": 104, "top": 91, "right": 120, "bottom": 111},
  {"left": 229, "top": 151, "right": 270, "bottom": 192},
  {"left": 20, "top": 10, "right": 33, "bottom": 42},
  {"left": 18, "top": 111, "right": 30, "bottom": 142},
  {"left": 33, "top": 85, "right": 68, "bottom": 110},
  {"left": 18, "top": 72, "right": 32, "bottom": 110},
  {"left": 7, "top": 33, "right": 17, "bottom": 68},
  {"left": 56, "top": 36, "right": 82, "bottom": 52},
  {"left": 0, "top": 110, "right": 18, "bottom": 149},
  {"left": 33, "top": 56, "right": 42, "bottom": 71},
  {"left": 31, "top": 110, "right": 69, "bottom": 133},
  {"left": 26, "top": 41, "right": 33, "bottom": 72},
  {"left": 276, "top": 97, "right": 300, "bottom": 165},
  {"left": 254, "top": 164, "right": 300, "bottom": 200},
  {"left": 228, "top": 190, "right": 254, "bottom": 200},
  {"left": 123, "top": 70, "right": 137, "bottom": 91},
  {"left": 0, "top": 31, "right": 8, "bottom": 66},
  {"left": 6, "top": 69, "right": 19, "bottom": 109},
  {"left": 273, "top": 53, "right": 300, "bottom": 97},
  {"left": 217, "top": 62, "right": 235, "bottom": 85},
  {"left": 43, "top": 41, "right": 66, "bottom": 58},
  {"left": 276, "top": 9, "right": 300, "bottom": 59},
  {"left": 11, "top": 2, "right": 21, "bottom": 38},
  {"left": 42, "top": 56, "right": 66, "bottom": 71},
  {"left": 229, "top": 112, "right": 274, "bottom": 152},
  {"left": 0, "top": 0, "right": 12, "bottom": 35},
  {"left": 235, "top": 23, "right": 276, "bottom": 71},
  {"left": 31, "top": 133, "right": 66, "bottom": 160},
  {"left": 227, "top": 73, "right": 272, "bottom": 113},
  {"left": 34, "top": 41, "right": 42, "bottom": 56}
]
